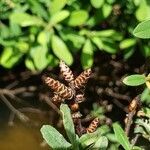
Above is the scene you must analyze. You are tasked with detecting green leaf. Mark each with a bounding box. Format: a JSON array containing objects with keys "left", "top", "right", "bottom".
[
  {"left": 0, "top": 47, "right": 23, "bottom": 68},
  {"left": 92, "top": 37, "right": 117, "bottom": 54},
  {"left": 123, "top": 74, "right": 146, "bottom": 86},
  {"left": 101, "top": 39, "right": 118, "bottom": 54},
  {"left": 67, "top": 10, "right": 89, "bottom": 26},
  {"left": 30, "top": 46, "right": 49, "bottom": 70},
  {"left": 92, "top": 136, "right": 108, "bottom": 149},
  {"left": 40, "top": 125, "right": 71, "bottom": 150},
  {"left": 16, "top": 41, "right": 29, "bottom": 53},
  {"left": 10, "top": 13, "right": 45, "bottom": 27},
  {"left": 113, "top": 123, "right": 131, "bottom": 150},
  {"left": 143, "top": 107, "right": 150, "bottom": 118},
  {"left": 10, "top": 21, "right": 21, "bottom": 36},
  {"left": 86, "top": 4, "right": 112, "bottom": 27},
  {"left": 90, "top": 0, "right": 104, "bottom": 8},
  {"left": 141, "top": 88, "right": 150, "bottom": 103},
  {"left": 51, "top": 35, "right": 73, "bottom": 65},
  {"left": 60, "top": 104, "right": 79, "bottom": 149},
  {"left": 102, "top": 3, "right": 112, "bottom": 18},
  {"left": 120, "top": 39, "right": 136, "bottom": 49},
  {"left": 93, "top": 30, "right": 116, "bottom": 37},
  {"left": 50, "top": 0, "right": 67, "bottom": 14},
  {"left": 50, "top": 10, "right": 70, "bottom": 25},
  {"left": 79, "top": 131, "right": 101, "bottom": 149},
  {"left": 123, "top": 47, "right": 135, "bottom": 60},
  {"left": 27, "top": 0, "right": 49, "bottom": 20},
  {"left": 141, "top": 45, "right": 150, "bottom": 57},
  {"left": 0, "top": 24, "right": 10, "bottom": 39},
  {"left": 133, "top": 20, "right": 150, "bottom": 39},
  {"left": 135, "top": 0, "right": 150, "bottom": 21},
  {"left": 81, "top": 39, "right": 93, "bottom": 69},
  {"left": 135, "top": 119, "right": 150, "bottom": 134},
  {"left": 60, "top": 29, "right": 85, "bottom": 50},
  {"left": 92, "top": 37, "right": 103, "bottom": 50},
  {"left": 106, "top": 133, "right": 118, "bottom": 143},
  {"left": 37, "top": 31, "right": 51, "bottom": 45},
  {"left": 25, "top": 57, "right": 36, "bottom": 71},
  {"left": 93, "top": 30, "right": 122, "bottom": 41}
]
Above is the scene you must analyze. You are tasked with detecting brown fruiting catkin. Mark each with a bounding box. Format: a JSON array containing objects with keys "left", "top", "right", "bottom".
[
  {"left": 44, "top": 76, "right": 73, "bottom": 99},
  {"left": 73, "top": 68, "right": 92, "bottom": 89},
  {"left": 86, "top": 117, "right": 100, "bottom": 133},
  {"left": 59, "top": 60, "right": 74, "bottom": 83}
]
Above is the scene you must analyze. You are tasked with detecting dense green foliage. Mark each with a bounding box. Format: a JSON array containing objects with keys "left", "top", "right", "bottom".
[
  {"left": 41, "top": 104, "right": 109, "bottom": 150},
  {"left": 41, "top": 103, "right": 147, "bottom": 150},
  {"left": 1, "top": 0, "right": 150, "bottom": 71}
]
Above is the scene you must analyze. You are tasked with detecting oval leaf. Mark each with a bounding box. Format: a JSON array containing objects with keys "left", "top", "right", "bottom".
[
  {"left": 123, "top": 74, "right": 146, "bottom": 86},
  {"left": 101, "top": 39, "right": 118, "bottom": 54},
  {"left": 133, "top": 20, "right": 150, "bottom": 39},
  {"left": 60, "top": 104, "right": 79, "bottom": 149},
  {"left": 37, "top": 31, "right": 51, "bottom": 45},
  {"left": 67, "top": 10, "right": 89, "bottom": 26},
  {"left": 92, "top": 37, "right": 103, "bottom": 50},
  {"left": 50, "top": 0, "right": 67, "bottom": 14},
  {"left": 40, "top": 125, "right": 71, "bottom": 149},
  {"left": 141, "top": 87, "right": 150, "bottom": 103},
  {"left": 50, "top": 10, "right": 70, "bottom": 25},
  {"left": 102, "top": 3, "right": 112, "bottom": 18},
  {"left": 135, "top": 0, "right": 150, "bottom": 21},
  {"left": 120, "top": 39, "right": 136, "bottom": 49},
  {"left": 16, "top": 41, "right": 29, "bottom": 53},
  {"left": 79, "top": 130, "right": 101, "bottom": 149},
  {"left": 81, "top": 39, "right": 93, "bottom": 69},
  {"left": 0, "top": 47, "right": 23, "bottom": 68},
  {"left": 90, "top": 0, "right": 104, "bottom": 8},
  {"left": 25, "top": 57, "right": 36, "bottom": 71},
  {"left": 113, "top": 123, "right": 131, "bottom": 150},
  {"left": 10, "top": 13, "right": 45, "bottom": 27},
  {"left": 30, "top": 46, "right": 49, "bottom": 70},
  {"left": 51, "top": 35, "right": 73, "bottom": 65}
]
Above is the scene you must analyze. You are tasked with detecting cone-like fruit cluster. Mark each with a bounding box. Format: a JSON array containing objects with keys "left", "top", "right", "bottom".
[
  {"left": 44, "top": 77, "right": 73, "bottom": 100},
  {"left": 43, "top": 60, "right": 100, "bottom": 134},
  {"left": 43, "top": 60, "right": 91, "bottom": 104}
]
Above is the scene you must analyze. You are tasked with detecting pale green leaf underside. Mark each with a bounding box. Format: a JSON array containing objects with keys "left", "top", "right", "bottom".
[
  {"left": 60, "top": 104, "right": 79, "bottom": 149},
  {"left": 123, "top": 74, "right": 146, "bottom": 86},
  {"left": 113, "top": 123, "right": 131, "bottom": 150},
  {"left": 40, "top": 125, "right": 71, "bottom": 150},
  {"left": 133, "top": 20, "right": 150, "bottom": 39}
]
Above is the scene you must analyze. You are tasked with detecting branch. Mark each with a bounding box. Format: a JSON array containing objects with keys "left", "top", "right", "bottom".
[
  {"left": 0, "top": 94, "right": 29, "bottom": 123},
  {"left": 125, "top": 111, "right": 135, "bottom": 136},
  {"left": 105, "top": 88, "right": 130, "bottom": 101}
]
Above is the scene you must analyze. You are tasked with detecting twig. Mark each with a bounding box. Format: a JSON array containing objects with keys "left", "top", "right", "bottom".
[
  {"left": 18, "top": 107, "right": 44, "bottom": 114},
  {"left": 0, "top": 94, "right": 29, "bottom": 123},
  {"left": 6, "top": 92, "right": 25, "bottom": 103},
  {"left": 42, "top": 95, "right": 61, "bottom": 115},
  {"left": 0, "top": 88, "right": 26, "bottom": 95},
  {"left": 105, "top": 88, "right": 130, "bottom": 101},
  {"left": 125, "top": 111, "right": 135, "bottom": 136},
  {"left": 112, "top": 98, "right": 128, "bottom": 113},
  {"left": 5, "top": 80, "right": 19, "bottom": 89},
  {"left": 8, "top": 112, "right": 15, "bottom": 126},
  {"left": 131, "top": 134, "right": 140, "bottom": 146}
]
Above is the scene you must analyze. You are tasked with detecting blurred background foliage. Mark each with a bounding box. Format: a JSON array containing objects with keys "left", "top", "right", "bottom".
[{"left": 0, "top": 0, "right": 150, "bottom": 71}]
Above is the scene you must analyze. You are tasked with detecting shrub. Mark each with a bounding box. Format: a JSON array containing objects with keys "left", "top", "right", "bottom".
[{"left": 1, "top": 0, "right": 150, "bottom": 71}]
